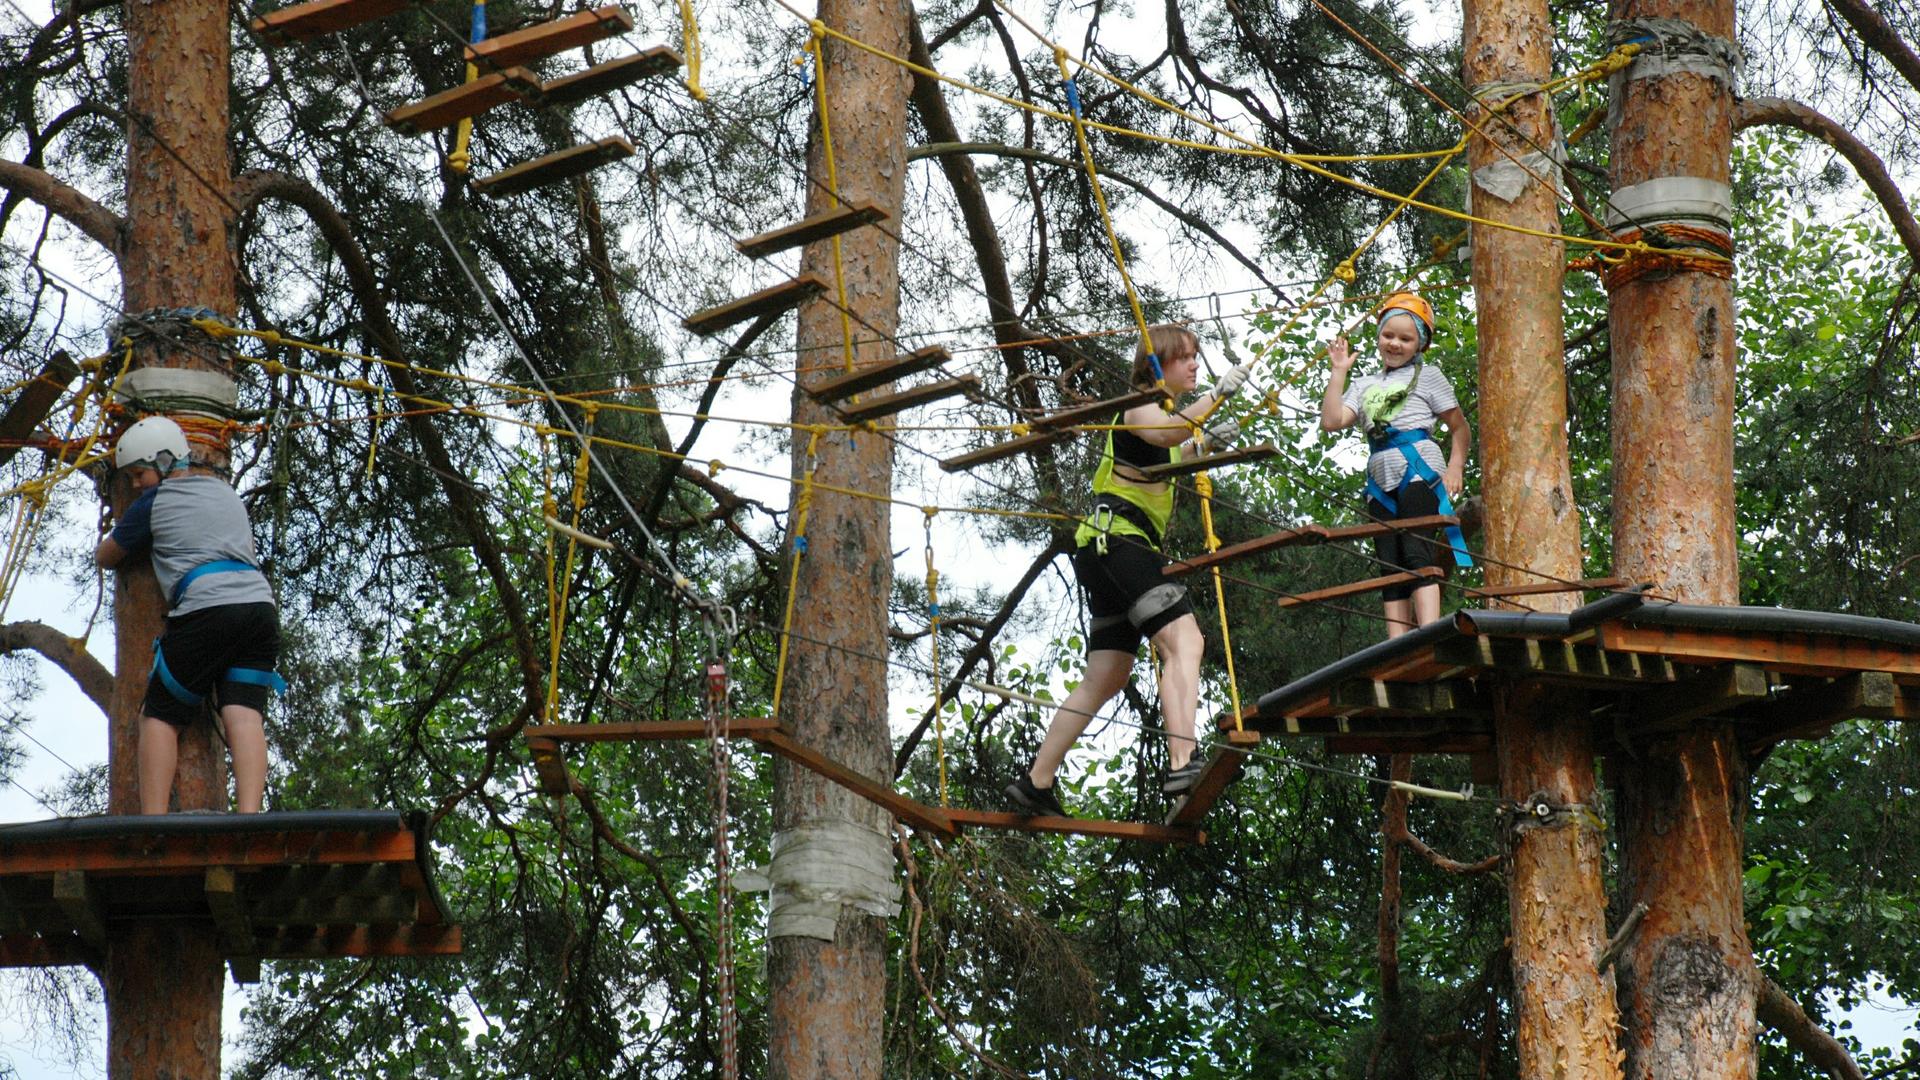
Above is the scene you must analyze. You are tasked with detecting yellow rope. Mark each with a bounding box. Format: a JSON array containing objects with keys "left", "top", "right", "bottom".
[
  {"left": 923, "top": 507, "right": 948, "bottom": 807},
  {"left": 446, "top": 0, "right": 487, "bottom": 174},
  {"left": 1192, "top": 472, "right": 1243, "bottom": 731},
  {"left": 544, "top": 414, "right": 597, "bottom": 723},
  {"left": 769, "top": 427, "right": 824, "bottom": 718},
  {"left": 805, "top": 26, "right": 860, "bottom": 376},
  {"left": 678, "top": 0, "right": 707, "bottom": 101}
]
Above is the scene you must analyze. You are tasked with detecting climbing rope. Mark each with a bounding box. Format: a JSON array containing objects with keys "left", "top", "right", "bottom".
[
  {"left": 678, "top": 0, "right": 707, "bottom": 102},
  {"left": 923, "top": 507, "right": 949, "bottom": 807},
  {"left": 446, "top": 0, "right": 488, "bottom": 174},
  {"left": 802, "top": 24, "right": 860, "bottom": 377},
  {"left": 769, "top": 426, "right": 824, "bottom": 718}
]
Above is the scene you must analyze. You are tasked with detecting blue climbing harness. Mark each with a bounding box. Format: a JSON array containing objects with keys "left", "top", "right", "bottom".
[
  {"left": 1364, "top": 428, "right": 1473, "bottom": 569},
  {"left": 151, "top": 560, "right": 287, "bottom": 706}
]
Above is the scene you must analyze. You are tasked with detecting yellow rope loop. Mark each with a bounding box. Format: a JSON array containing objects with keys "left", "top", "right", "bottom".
[
  {"left": 1333, "top": 259, "right": 1357, "bottom": 284},
  {"left": 708, "top": 458, "right": 725, "bottom": 477},
  {"left": 770, "top": 429, "right": 826, "bottom": 718},
  {"left": 189, "top": 317, "right": 239, "bottom": 339},
  {"left": 679, "top": 0, "right": 707, "bottom": 101}
]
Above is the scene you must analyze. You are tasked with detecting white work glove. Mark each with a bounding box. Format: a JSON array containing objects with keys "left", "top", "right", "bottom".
[
  {"left": 1209, "top": 360, "right": 1257, "bottom": 400},
  {"left": 1200, "top": 413, "right": 1239, "bottom": 451}
]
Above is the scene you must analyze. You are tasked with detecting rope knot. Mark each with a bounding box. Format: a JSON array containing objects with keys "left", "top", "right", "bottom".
[{"left": 1333, "top": 259, "right": 1357, "bottom": 284}]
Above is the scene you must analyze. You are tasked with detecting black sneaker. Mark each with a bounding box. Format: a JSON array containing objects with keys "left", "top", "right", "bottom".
[
  {"left": 1162, "top": 758, "right": 1207, "bottom": 796},
  {"left": 1004, "top": 773, "right": 1070, "bottom": 817}
]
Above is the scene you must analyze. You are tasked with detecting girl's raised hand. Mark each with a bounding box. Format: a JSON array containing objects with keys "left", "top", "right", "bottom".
[{"left": 1327, "top": 336, "right": 1356, "bottom": 374}]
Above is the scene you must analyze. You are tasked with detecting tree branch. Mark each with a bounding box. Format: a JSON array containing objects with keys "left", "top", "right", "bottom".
[
  {"left": 1823, "top": 0, "right": 1920, "bottom": 99},
  {"left": 1735, "top": 97, "right": 1920, "bottom": 270},
  {"left": 0, "top": 620, "right": 113, "bottom": 716},
  {"left": 0, "top": 159, "right": 123, "bottom": 260},
  {"left": 1756, "top": 974, "right": 1866, "bottom": 1080}
]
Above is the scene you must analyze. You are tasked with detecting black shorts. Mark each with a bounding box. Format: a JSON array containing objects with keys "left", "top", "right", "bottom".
[
  {"left": 1073, "top": 537, "right": 1193, "bottom": 655},
  {"left": 1368, "top": 482, "right": 1449, "bottom": 601},
  {"left": 144, "top": 602, "right": 281, "bottom": 727}
]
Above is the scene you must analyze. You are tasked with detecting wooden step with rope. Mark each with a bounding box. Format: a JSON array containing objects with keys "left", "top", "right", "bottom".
[
  {"left": 804, "top": 345, "right": 950, "bottom": 403},
  {"left": 1275, "top": 566, "right": 1446, "bottom": 608},
  {"left": 250, "top": 0, "right": 411, "bottom": 44},
  {"left": 535, "top": 45, "right": 682, "bottom": 107},
  {"left": 1164, "top": 729, "right": 1263, "bottom": 826},
  {"left": 465, "top": 5, "right": 633, "bottom": 70},
  {"left": 1162, "top": 514, "right": 1460, "bottom": 578},
  {"left": 938, "top": 429, "right": 1071, "bottom": 473},
  {"left": 835, "top": 376, "right": 981, "bottom": 423},
  {"left": 684, "top": 273, "right": 831, "bottom": 336},
  {"left": 737, "top": 200, "right": 890, "bottom": 260},
  {"left": 385, "top": 67, "right": 541, "bottom": 135},
  {"left": 471, "top": 136, "right": 634, "bottom": 197},
  {"left": 1461, "top": 576, "right": 1627, "bottom": 600},
  {"left": 1136, "top": 442, "right": 1279, "bottom": 480},
  {"left": 1027, "top": 387, "right": 1171, "bottom": 431}
]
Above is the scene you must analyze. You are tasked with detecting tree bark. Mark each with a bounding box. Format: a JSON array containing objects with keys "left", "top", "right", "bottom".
[
  {"left": 1607, "top": 0, "right": 1756, "bottom": 1072},
  {"left": 1734, "top": 97, "right": 1920, "bottom": 270},
  {"left": 0, "top": 159, "right": 125, "bottom": 258},
  {"left": 1755, "top": 975, "right": 1867, "bottom": 1080},
  {"left": 1463, "top": 0, "right": 1624, "bottom": 1073},
  {"left": 766, "top": 0, "right": 911, "bottom": 1075}
]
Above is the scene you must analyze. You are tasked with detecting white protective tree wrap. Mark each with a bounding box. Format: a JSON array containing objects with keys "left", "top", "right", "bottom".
[
  {"left": 756, "top": 820, "right": 901, "bottom": 941},
  {"left": 113, "top": 367, "right": 240, "bottom": 420},
  {"left": 1604, "top": 176, "right": 1734, "bottom": 233}
]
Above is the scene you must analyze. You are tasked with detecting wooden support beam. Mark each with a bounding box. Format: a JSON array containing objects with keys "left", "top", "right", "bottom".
[
  {"left": 253, "top": 893, "right": 419, "bottom": 926},
  {"left": 684, "top": 274, "right": 830, "bottom": 336},
  {"left": 1027, "top": 388, "right": 1171, "bottom": 432},
  {"left": 52, "top": 871, "right": 106, "bottom": 952},
  {"left": 944, "top": 809, "right": 1202, "bottom": 844},
  {"left": 528, "top": 717, "right": 781, "bottom": 742},
  {"left": 1462, "top": 576, "right": 1628, "bottom": 599},
  {"left": 254, "top": 923, "right": 462, "bottom": 959},
  {"left": 0, "top": 828, "right": 419, "bottom": 876},
  {"left": 1433, "top": 636, "right": 1679, "bottom": 687},
  {"left": 526, "top": 735, "right": 573, "bottom": 796},
  {"left": 0, "top": 351, "right": 79, "bottom": 469},
  {"left": 1329, "top": 678, "right": 1487, "bottom": 719},
  {"left": 1166, "top": 729, "right": 1261, "bottom": 826},
  {"left": 0, "top": 932, "right": 89, "bottom": 969},
  {"left": 0, "top": 882, "right": 23, "bottom": 934},
  {"left": 465, "top": 5, "right": 633, "bottom": 69},
  {"left": 1595, "top": 623, "right": 1920, "bottom": 677},
  {"left": 804, "top": 345, "right": 950, "bottom": 403},
  {"left": 205, "top": 868, "right": 261, "bottom": 984},
  {"left": 1135, "top": 442, "right": 1279, "bottom": 481},
  {"left": 471, "top": 136, "right": 634, "bottom": 198},
  {"left": 1162, "top": 515, "right": 1458, "bottom": 578},
  {"left": 249, "top": 0, "right": 411, "bottom": 44},
  {"left": 1628, "top": 663, "right": 1771, "bottom": 735},
  {"left": 834, "top": 376, "right": 980, "bottom": 423},
  {"left": 536, "top": 45, "right": 682, "bottom": 108},
  {"left": 384, "top": 68, "right": 541, "bottom": 135},
  {"left": 1743, "top": 671, "right": 1900, "bottom": 748},
  {"left": 1276, "top": 566, "right": 1445, "bottom": 608},
  {"left": 938, "top": 429, "right": 1071, "bottom": 473},
  {"left": 744, "top": 728, "right": 958, "bottom": 837},
  {"left": 736, "top": 200, "right": 890, "bottom": 260}
]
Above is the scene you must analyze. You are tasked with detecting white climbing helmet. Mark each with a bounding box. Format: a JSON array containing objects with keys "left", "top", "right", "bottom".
[{"left": 114, "top": 416, "right": 189, "bottom": 473}]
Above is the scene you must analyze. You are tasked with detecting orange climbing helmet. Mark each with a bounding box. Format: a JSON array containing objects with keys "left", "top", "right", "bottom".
[{"left": 1376, "top": 292, "right": 1435, "bottom": 349}]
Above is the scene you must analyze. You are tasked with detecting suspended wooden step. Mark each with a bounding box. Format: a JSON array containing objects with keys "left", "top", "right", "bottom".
[
  {"left": 684, "top": 273, "right": 831, "bottom": 336},
  {"left": 1028, "top": 387, "right": 1171, "bottom": 432},
  {"left": 535, "top": 45, "right": 683, "bottom": 107},
  {"left": 385, "top": 67, "right": 540, "bottom": 135},
  {"left": 525, "top": 735, "right": 573, "bottom": 796},
  {"left": 466, "top": 5, "right": 633, "bottom": 69},
  {"left": 1136, "top": 442, "right": 1279, "bottom": 481},
  {"left": 939, "top": 429, "right": 1070, "bottom": 473},
  {"left": 0, "top": 351, "right": 78, "bottom": 470},
  {"left": 1274, "top": 565, "right": 1445, "bottom": 608},
  {"left": 836, "top": 376, "right": 981, "bottom": 423},
  {"left": 737, "top": 200, "right": 890, "bottom": 260},
  {"left": 249, "top": 0, "right": 411, "bottom": 44},
  {"left": 528, "top": 718, "right": 782, "bottom": 742},
  {"left": 471, "top": 136, "right": 634, "bottom": 197},
  {"left": 1164, "top": 729, "right": 1262, "bottom": 826},
  {"left": 806, "top": 345, "right": 949, "bottom": 403},
  {"left": 1162, "top": 513, "right": 1460, "bottom": 579},
  {"left": 1463, "top": 576, "right": 1627, "bottom": 600}
]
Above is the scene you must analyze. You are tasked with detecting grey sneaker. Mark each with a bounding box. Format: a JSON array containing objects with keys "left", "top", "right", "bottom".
[
  {"left": 1162, "top": 758, "right": 1207, "bottom": 795},
  {"left": 1004, "top": 772, "right": 1070, "bottom": 817}
]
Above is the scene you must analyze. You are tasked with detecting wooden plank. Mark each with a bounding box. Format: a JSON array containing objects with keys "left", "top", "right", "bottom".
[
  {"left": 835, "top": 376, "right": 980, "bottom": 423},
  {"left": 526, "top": 735, "right": 573, "bottom": 796},
  {"left": 537, "top": 45, "right": 683, "bottom": 108},
  {"left": 0, "top": 932, "right": 89, "bottom": 969},
  {"left": 0, "top": 828, "right": 417, "bottom": 876},
  {"left": 1462, "top": 576, "right": 1628, "bottom": 600},
  {"left": 0, "top": 352, "right": 79, "bottom": 469},
  {"left": 385, "top": 67, "right": 541, "bottom": 135},
  {"left": 465, "top": 5, "right": 634, "bottom": 69},
  {"left": 944, "top": 809, "right": 1202, "bottom": 844},
  {"left": 938, "top": 429, "right": 1071, "bottom": 473},
  {"left": 51, "top": 872, "right": 105, "bottom": 952},
  {"left": 1162, "top": 515, "right": 1459, "bottom": 579},
  {"left": 1166, "top": 729, "right": 1261, "bottom": 826},
  {"left": 1328, "top": 678, "right": 1488, "bottom": 719},
  {"left": 805, "top": 345, "right": 950, "bottom": 403},
  {"left": 744, "top": 728, "right": 958, "bottom": 837},
  {"left": 252, "top": 893, "right": 419, "bottom": 926},
  {"left": 205, "top": 868, "right": 261, "bottom": 984},
  {"left": 1433, "top": 636, "right": 1681, "bottom": 688},
  {"left": 1028, "top": 388, "right": 1171, "bottom": 432},
  {"left": 528, "top": 717, "right": 781, "bottom": 742},
  {"left": 1742, "top": 671, "right": 1900, "bottom": 748},
  {"left": 1628, "top": 663, "right": 1771, "bottom": 734},
  {"left": 1276, "top": 566, "right": 1444, "bottom": 609},
  {"left": 684, "top": 273, "right": 830, "bottom": 336},
  {"left": 472, "top": 136, "right": 634, "bottom": 198},
  {"left": 255, "top": 923, "right": 462, "bottom": 959},
  {"left": 1317, "top": 514, "right": 1462, "bottom": 543},
  {"left": 1135, "top": 442, "right": 1279, "bottom": 481},
  {"left": 736, "top": 199, "right": 890, "bottom": 259},
  {"left": 1595, "top": 623, "right": 1920, "bottom": 677},
  {"left": 249, "top": 0, "right": 411, "bottom": 43}
]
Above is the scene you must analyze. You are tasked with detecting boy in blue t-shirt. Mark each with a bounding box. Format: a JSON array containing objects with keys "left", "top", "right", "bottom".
[{"left": 95, "top": 416, "right": 281, "bottom": 814}]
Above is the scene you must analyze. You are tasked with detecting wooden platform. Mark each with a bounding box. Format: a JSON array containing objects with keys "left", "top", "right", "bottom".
[
  {"left": 471, "top": 136, "right": 634, "bottom": 197},
  {"left": 1136, "top": 442, "right": 1278, "bottom": 480},
  {"left": 0, "top": 352, "right": 78, "bottom": 470},
  {"left": 1160, "top": 596, "right": 1920, "bottom": 823},
  {"left": 836, "top": 376, "right": 980, "bottom": 423},
  {"left": 684, "top": 274, "right": 830, "bottom": 336},
  {"left": 465, "top": 5, "right": 633, "bottom": 69},
  {"left": 0, "top": 810, "right": 459, "bottom": 982},
  {"left": 1161, "top": 514, "right": 1460, "bottom": 578},
  {"left": 805, "top": 345, "right": 950, "bottom": 404},
  {"left": 737, "top": 200, "right": 890, "bottom": 260},
  {"left": 1026, "top": 388, "right": 1171, "bottom": 432},
  {"left": 536, "top": 46, "right": 682, "bottom": 108},
  {"left": 525, "top": 721, "right": 1202, "bottom": 843},
  {"left": 385, "top": 68, "right": 541, "bottom": 135},
  {"left": 250, "top": 0, "right": 411, "bottom": 44},
  {"left": 938, "top": 429, "right": 1072, "bottom": 473}
]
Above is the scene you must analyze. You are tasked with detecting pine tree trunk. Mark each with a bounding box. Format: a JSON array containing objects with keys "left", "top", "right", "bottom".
[{"left": 765, "top": 0, "right": 910, "bottom": 1075}]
